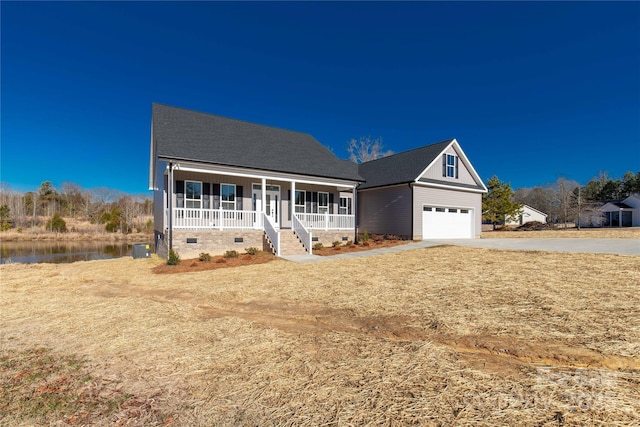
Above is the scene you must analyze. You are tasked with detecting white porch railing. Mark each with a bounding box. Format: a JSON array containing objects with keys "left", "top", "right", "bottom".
[
  {"left": 294, "top": 213, "right": 354, "bottom": 230},
  {"left": 263, "top": 213, "right": 280, "bottom": 256},
  {"left": 172, "top": 208, "right": 262, "bottom": 230},
  {"left": 292, "top": 214, "right": 313, "bottom": 255}
]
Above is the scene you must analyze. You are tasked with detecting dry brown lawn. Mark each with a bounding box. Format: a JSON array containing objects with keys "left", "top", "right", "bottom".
[
  {"left": 1, "top": 246, "right": 639, "bottom": 426},
  {"left": 483, "top": 227, "right": 640, "bottom": 239}
]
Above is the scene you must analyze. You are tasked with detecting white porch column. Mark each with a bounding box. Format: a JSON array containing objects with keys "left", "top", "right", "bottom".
[
  {"left": 353, "top": 183, "right": 358, "bottom": 243},
  {"left": 291, "top": 180, "right": 296, "bottom": 221},
  {"left": 261, "top": 178, "right": 267, "bottom": 217}
]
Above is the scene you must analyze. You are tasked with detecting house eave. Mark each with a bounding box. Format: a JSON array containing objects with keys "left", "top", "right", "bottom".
[
  {"left": 414, "top": 178, "right": 488, "bottom": 193},
  {"left": 159, "top": 157, "right": 362, "bottom": 188}
]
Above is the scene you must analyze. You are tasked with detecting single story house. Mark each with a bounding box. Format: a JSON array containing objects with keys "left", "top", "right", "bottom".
[
  {"left": 505, "top": 205, "right": 548, "bottom": 226},
  {"left": 149, "top": 104, "right": 487, "bottom": 258},
  {"left": 577, "top": 194, "right": 639, "bottom": 228}
]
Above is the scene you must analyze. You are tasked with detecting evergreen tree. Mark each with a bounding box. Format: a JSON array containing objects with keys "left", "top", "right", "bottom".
[
  {"left": 482, "top": 176, "right": 523, "bottom": 230},
  {"left": 0, "top": 205, "right": 11, "bottom": 231},
  {"left": 46, "top": 212, "right": 67, "bottom": 233}
]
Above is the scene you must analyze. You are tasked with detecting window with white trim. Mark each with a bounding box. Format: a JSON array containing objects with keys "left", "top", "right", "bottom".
[
  {"left": 294, "top": 190, "right": 306, "bottom": 213},
  {"left": 318, "top": 192, "right": 329, "bottom": 214},
  {"left": 185, "top": 181, "right": 202, "bottom": 209},
  {"left": 339, "top": 197, "right": 352, "bottom": 215},
  {"left": 446, "top": 154, "right": 458, "bottom": 178},
  {"left": 221, "top": 183, "right": 236, "bottom": 210}
]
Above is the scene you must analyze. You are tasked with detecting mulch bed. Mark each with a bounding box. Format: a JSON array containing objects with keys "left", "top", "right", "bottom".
[
  {"left": 313, "top": 239, "right": 411, "bottom": 256},
  {"left": 152, "top": 240, "right": 413, "bottom": 273},
  {"left": 152, "top": 252, "right": 276, "bottom": 274}
]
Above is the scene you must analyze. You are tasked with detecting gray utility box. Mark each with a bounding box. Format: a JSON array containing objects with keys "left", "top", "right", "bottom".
[{"left": 132, "top": 243, "right": 151, "bottom": 259}]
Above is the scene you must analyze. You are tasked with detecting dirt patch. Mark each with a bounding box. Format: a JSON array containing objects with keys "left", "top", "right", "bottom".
[
  {"left": 81, "top": 284, "right": 640, "bottom": 375},
  {"left": 151, "top": 251, "right": 276, "bottom": 274}
]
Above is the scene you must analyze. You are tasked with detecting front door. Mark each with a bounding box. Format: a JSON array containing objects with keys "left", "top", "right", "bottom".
[{"left": 252, "top": 184, "right": 280, "bottom": 228}]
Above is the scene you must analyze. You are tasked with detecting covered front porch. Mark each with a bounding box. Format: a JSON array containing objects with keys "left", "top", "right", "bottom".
[
  {"left": 171, "top": 209, "right": 355, "bottom": 232},
  {"left": 164, "top": 162, "right": 357, "bottom": 256}
]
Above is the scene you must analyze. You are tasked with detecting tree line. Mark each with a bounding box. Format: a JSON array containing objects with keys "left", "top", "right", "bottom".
[
  {"left": 0, "top": 181, "right": 153, "bottom": 234},
  {"left": 483, "top": 171, "right": 640, "bottom": 228}
]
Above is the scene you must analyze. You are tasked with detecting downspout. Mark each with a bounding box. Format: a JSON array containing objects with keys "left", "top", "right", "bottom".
[
  {"left": 409, "top": 182, "right": 413, "bottom": 240},
  {"left": 168, "top": 162, "right": 173, "bottom": 251}
]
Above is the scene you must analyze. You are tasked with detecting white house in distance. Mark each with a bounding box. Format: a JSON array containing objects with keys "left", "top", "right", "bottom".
[
  {"left": 578, "top": 194, "right": 640, "bottom": 228},
  {"left": 505, "top": 205, "right": 548, "bottom": 226}
]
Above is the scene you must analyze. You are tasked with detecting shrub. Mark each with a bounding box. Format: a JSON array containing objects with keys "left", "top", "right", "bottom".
[
  {"left": 361, "top": 230, "right": 370, "bottom": 242},
  {"left": 167, "top": 249, "right": 180, "bottom": 266},
  {"left": 332, "top": 240, "right": 341, "bottom": 248},
  {"left": 245, "top": 247, "right": 260, "bottom": 255},
  {"left": 17, "top": 227, "right": 23, "bottom": 233},
  {"left": 224, "top": 250, "right": 239, "bottom": 258},
  {"left": 46, "top": 213, "right": 67, "bottom": 233},
  {"left": 199, "top": 252, "right": 211, "bottom": 262},
  {"left": 313, "top": 242, "right": 324, "bottom": 251}
]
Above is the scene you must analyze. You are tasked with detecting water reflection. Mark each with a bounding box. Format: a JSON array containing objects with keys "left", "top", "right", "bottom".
[{"left": 0, "top": 241, "right": 153, "bottom": 264}]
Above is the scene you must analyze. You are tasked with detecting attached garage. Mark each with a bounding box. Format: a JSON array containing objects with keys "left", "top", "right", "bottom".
[
  {"left": 422, "top": 206, "right": 474, "bottom": 239},
  {"left": 357, "top": 139, "right": 487, "bottom": 240}
]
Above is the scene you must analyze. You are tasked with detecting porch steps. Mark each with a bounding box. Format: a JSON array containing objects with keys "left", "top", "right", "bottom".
[{"left": 264, "top": 230, "right": 308, "bottom": 256}]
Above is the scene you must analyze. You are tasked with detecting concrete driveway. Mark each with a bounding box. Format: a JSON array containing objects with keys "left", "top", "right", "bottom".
[
  {"left": 426, "top": 238, "right": 640, "bottom": 256},
  {"left": 282, "top": 237, "right": 639, "bottom": 263}
]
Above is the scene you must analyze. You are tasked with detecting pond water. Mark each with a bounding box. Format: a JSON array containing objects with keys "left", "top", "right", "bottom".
[{"left": 0, "top": 241, "right": 154, "bottom": 264}]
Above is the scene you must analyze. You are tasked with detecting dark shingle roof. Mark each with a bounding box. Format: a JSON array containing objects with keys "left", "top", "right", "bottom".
[
  {"left": 152, "top": 103, "right": 362, "bottom": 182},
  {"left": 357, "top": 140, "right": 454, "bottom": 189}
]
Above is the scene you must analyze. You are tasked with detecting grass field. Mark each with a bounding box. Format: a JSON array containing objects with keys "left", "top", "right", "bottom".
[
  {"left": 1, "top": 245, "right": 639, "bottom": 425},
  {"left": 482, "top": 227, "right": 640, "bottom": 239}
]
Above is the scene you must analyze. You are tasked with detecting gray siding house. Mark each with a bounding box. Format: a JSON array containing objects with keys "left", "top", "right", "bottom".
[
  {"left": 149, "top": 104, "right": 487, "bottom": 258},
  {"left": 150, "top": 104, "right": 362, "bottom": 258},
  {"left": 357, "top": 139, "right": 487, "bottom": 239}
]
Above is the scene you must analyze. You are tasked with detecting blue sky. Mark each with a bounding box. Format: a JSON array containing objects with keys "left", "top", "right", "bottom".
[{"left": 2, "top": 1, "right": 639, "bottom": 195}]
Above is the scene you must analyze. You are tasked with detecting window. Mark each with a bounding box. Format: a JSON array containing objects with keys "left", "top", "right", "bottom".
[
  {"left": 449, "top": 208, "right": 458, "bottom": 213},
  {"left": 221, "top": 184, "right": 236, "bottom": 210},
  {"left": 435, "top": 207, "right": 446, "bottom": 212},
  {"left": 446, "top": 154, "right": 458, "bottom": 178},
  {"left": 339, "top": 197, "right": 352, "bottom": 215},
  {"left": 318, "top": 192, "right": 329, "bottom": 214},
  {"left": 185, "top": 181, "right": 202, "bottom": 209},
  {"left": 294, "top": 190, "right": 306, "bottom": 213}
]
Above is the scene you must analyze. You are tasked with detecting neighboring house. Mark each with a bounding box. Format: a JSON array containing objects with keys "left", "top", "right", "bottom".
[
  {"left": 149, "top": 104, "right": 488, "bottom": 258},
  {"left": 150, "top": 103, "right": 363, "bottom": 258},
  {"left": 505, "top": 205, "right": 547, "bottom": 226},
  {"left": 357, "top": 139, "right": 487, "bottom": 239},
  {"left": 577, "top": 194, "right": 640, "bottom": 228}
]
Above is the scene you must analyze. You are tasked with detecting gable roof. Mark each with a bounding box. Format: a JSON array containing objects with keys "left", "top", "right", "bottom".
[
  {"left": 357, "top": 138, "right": 487, "bottom": 191},
  {"left": 522, "top": 205, "right": 548, "bottom": 217},
  {"left": 152, "top": 103, "right": 362, "bottom": 182}
]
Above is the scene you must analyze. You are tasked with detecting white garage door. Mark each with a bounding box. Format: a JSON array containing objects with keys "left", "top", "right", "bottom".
[{"left": 422, "top": 206, "right": 473, "bottom": 239}]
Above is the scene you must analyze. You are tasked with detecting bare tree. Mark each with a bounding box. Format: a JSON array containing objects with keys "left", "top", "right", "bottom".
[
  {"left": 513, "top": 186, "right": 556, "bottom": 219},
  {"left": 346, "top": 136, "right": 393, "bottom": 163},
  {"left": 553, "top": 178, "right": 579, "bottom": 228}
]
